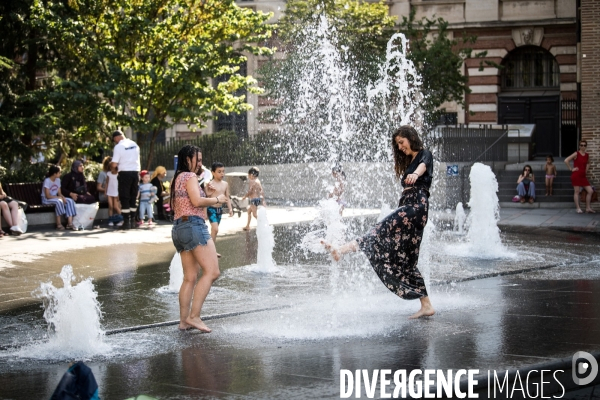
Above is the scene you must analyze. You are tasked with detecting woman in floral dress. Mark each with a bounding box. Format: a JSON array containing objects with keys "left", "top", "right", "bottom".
[{"left": 323, "top": 125, "right": 435, "bottom": 319}]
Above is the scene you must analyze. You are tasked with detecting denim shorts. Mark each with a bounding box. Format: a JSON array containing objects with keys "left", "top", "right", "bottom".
[{"left": 171, "top": 216, "right": 211, "bottom": 252}]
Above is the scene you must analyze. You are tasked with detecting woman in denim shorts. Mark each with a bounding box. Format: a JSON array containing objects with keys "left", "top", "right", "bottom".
[{"left": 171, "top": 145, "right": 226, "bottom": 333}]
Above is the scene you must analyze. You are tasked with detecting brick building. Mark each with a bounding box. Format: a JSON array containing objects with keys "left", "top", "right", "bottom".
[
  {"left": 182, "top": 0, "right": 596, "bottom": 191},
  {"left": 580, "top": 0, "right": 599, "bottom": 201}
]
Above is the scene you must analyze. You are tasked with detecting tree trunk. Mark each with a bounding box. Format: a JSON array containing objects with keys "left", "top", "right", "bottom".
[{"left": 144, "top": 128, "right": 161, "bottom": 170}]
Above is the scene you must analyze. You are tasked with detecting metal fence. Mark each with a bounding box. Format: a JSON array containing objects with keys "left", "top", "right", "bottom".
[{"left": 429, "top": 124, "right": 508, "bottom": 162}]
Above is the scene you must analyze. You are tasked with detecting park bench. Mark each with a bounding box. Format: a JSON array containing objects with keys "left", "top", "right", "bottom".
[{"left": 4, "top": 182, "right": 105, "bottom": 213}]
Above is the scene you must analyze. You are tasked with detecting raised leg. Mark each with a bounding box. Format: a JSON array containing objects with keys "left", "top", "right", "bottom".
[{"left": 321, "top": 240, "right": 358, "bottom": 262}]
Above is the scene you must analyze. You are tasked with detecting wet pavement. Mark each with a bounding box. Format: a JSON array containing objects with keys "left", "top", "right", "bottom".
[{"left": 0, "top": 207, "right": 600, "bottom": 399}]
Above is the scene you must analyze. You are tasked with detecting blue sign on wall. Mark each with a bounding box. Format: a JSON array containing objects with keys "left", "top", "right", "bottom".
[{"left": 447, "top": 165, "right": 459, "bottom": 176}]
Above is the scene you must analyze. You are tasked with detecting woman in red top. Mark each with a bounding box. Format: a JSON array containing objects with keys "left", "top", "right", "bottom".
[
  {"left": 565, "top": 140, "right": 595, "bottom": 214},
  {"left": 171, "top": 145, "right": 227, "bottom": 332}
]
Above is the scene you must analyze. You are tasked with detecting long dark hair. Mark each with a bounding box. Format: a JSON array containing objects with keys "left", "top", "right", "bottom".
[
  {"left": 170, "top": 145, "right": 202, "bottom": 212},
  {"left": 392, "top": 125, "right": 423, "bottom": 179}
]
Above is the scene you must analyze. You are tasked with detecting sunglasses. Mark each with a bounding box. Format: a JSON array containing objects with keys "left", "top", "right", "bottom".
[{"left": 580, "top": 144, "right": 587, "bottom": 147}]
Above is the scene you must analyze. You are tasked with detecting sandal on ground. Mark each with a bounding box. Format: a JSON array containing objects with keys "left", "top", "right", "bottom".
[
  {"left": 66, "top": 224, "right": 77, "bottom": 230},
  {"left": 576, "top": 209, "right": 584, "bottom": 214},
  {"left": 56, "top": 225, "right": 65, "bottom": 230},
  {"left": 528, "top": 198, "right": 534, "bottom": 204},
  {"left": 0, "top": 230, "right": 5, "bottom": 237}
]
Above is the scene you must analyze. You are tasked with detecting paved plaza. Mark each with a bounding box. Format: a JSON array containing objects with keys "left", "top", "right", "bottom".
[{"left": 0, "top": 206, "right": 599, "bottom": 399}]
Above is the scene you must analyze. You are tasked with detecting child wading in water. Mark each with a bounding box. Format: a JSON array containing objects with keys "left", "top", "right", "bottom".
[
  {"left": 205, "top": 162, "right": 233, "bottom": 257},
  {"left": 328, "top": 165, "right": 346, "bottom": 215},
  {"left": 242, "top": 167, "right": 265, "bottom": 231},
  {"left": 545, "top": 155, "right": 557, "bottom": 196}
]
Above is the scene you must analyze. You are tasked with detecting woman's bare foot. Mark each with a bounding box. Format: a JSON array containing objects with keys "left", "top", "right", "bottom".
[
  {"left": 243, "top": 226, "right": 250, "bottom": 231},
  {"left": 409, "top": 297, "right": 435, "bottom": 319},
  {"left": 409, "top": 306, "right": 436, "bottom": 319},
  {"left": 320, "top": 240, "right": 342, "bottom": 261},
  {"left": 586, "top": 209, "right": 596, "bottom": 214},
  {"left": 185, "top": 316, "right": 212, "bottom": 333},
  {"left": 178, "top": 322, "right": 192, "bottom": 331}
]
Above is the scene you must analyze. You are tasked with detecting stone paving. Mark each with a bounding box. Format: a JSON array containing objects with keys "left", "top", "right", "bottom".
[{"left": 0, "top": 205, "right": 599, "bottom": 399}]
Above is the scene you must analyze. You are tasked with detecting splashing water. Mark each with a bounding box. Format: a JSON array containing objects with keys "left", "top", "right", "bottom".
[
  {"left": 249, "top": 207, "right": 278, "bottom": 273},
  {"left": 23, "top": 265, "right": 109, "bottom": 359},
  {"left": 462, "top": 163, "right": 514, "bottom": 258},
  {"left": 454, "top": 202, "right": 466, "bottom": 235},
  {"left": 377, "top": 202, "right": 393, "bottom": 222},
  {"left": 158, "top": 252, "right": 183, "bottom": 293},
  {"left": 301, "top": 198, "right": 347, "bottom": 255}
]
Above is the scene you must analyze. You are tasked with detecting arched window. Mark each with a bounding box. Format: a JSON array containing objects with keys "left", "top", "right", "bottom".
[{"left": 501, "top": 46, "right": 559, "bottom": 90}]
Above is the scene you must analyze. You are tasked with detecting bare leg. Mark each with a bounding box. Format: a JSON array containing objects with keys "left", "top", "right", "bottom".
[
  {"left": 244, "top": 205, "right": 252, "bottom": 230},
  {"left": 321, "top": 240, "right": 358, "bottom": 262},
  {"left": 210, "top": 222, "right": 218, "bottom": 242},
  {"left": 574, "top": 186, "right": 582, "bottom": 213},
  {"left": 244, "top": 205, "right": 256, "bottom": 230},
  {"left": 9, "top": 203, "right": 19, "bottom": 226},
  {"left": 0, "top": 202, "right": 11, "bottom": 226},
  {"left": 409, "top": 296, "right": 435, "bottom": 319},
  {"left": 107, "top": 197, "right": 114, "bottom": 217},
  {"left": 178, "top": 241, "right": 220, "bottom": 332},
  {"left": 549, "top": 178, "right": 554, "bottom": 196},
  {"left": 210, "top": 222, "right": 221, "bottom": 257},
  {"left": 585, "top": 186, "right": 595, "bottom": 213},
  {"left": 545, "top": 178, "right": 550, "bottom": 196}
]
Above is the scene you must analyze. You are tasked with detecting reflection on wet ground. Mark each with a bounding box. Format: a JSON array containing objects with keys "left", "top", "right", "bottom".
[{"left": 0, "top": 220, "right": 600, "bottom": 399}]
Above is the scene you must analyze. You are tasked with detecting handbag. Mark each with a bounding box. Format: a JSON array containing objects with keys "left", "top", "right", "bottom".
[{"left": 74, "top": 185, "right": 87, "bottom": 195}]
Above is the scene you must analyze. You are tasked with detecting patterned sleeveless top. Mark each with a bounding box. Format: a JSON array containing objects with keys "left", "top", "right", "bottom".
[{"left": 172, "top": 172, "right": 207, "bottom": 220}]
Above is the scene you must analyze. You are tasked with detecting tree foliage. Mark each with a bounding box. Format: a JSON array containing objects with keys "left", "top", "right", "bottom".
[
  {"left": 397, "top": 9, "right": 487, "bottom": 124},
  {"left": 0, "top": 0, "right": 273, "bottom": 169},
  {"left": 0, "top": 0, "right": 58, "bottom": 166}
]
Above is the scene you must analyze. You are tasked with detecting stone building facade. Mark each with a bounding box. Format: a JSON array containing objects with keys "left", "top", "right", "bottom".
[
  {"left": 580, "top": 0, "right": 599, "bottom": 200},
  {"left": 185, "top": 1, "right": 596, "bottom": 183}
]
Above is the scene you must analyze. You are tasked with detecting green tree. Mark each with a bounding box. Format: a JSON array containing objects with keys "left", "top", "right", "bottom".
[
  {"left": 35, "top": 0, "right": 273, "bottom": 168},
  {"left": 397, "top": 9, "right": 487, "bottom": 125},
  {"left": 0, "top": 0, "right": 58, "bottom": 167}
]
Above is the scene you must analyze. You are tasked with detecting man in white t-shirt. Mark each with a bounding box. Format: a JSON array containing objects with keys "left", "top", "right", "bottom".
[{"left": 110, "top": 130, "right": 141, "bottom": 229}]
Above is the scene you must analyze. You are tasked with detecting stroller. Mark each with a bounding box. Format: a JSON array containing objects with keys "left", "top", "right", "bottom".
[{"left": 225, "top": 172, "right": 249, "bottom": 217}]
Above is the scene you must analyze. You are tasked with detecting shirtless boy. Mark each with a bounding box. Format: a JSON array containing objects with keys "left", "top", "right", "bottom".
[
  {"left": 241, "top": 167, "right": 266, "bottom": 231},
  {"left": 205, "top": 162, "right": 233, "bottom": 257}
]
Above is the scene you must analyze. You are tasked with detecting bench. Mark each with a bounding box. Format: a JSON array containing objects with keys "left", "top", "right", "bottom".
[{"left": 4, "top": 182, "right": 106, "bottom": 213}]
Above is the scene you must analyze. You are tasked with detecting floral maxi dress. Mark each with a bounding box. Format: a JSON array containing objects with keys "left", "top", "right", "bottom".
[{"left": 356, "top": 149, "right": 433, "bottom": 300}]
